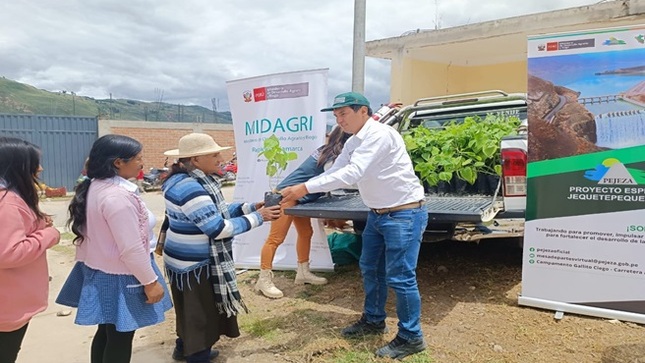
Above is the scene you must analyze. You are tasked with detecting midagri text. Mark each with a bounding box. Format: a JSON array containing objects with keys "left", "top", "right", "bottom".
[{"left": 245, "top": 116, "right": 313, "bottom": 135}]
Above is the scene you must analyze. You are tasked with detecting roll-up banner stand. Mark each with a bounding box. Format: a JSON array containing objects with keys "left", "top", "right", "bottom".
[
  {"left": 521, "top": 25, "right": 645, "bottom": 323},
  {"left": 226, "top": 69, "right": 333, "bottom": 271}
]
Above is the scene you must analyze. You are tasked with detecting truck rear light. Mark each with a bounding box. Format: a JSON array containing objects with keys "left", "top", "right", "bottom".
[{"left": 501, "top": 148, "right": 527, "bottom": 197}]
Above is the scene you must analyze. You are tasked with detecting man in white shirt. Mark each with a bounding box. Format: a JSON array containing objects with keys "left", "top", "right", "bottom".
[{"left": 281, "top": 92, "right": 428, "bottom": 360}]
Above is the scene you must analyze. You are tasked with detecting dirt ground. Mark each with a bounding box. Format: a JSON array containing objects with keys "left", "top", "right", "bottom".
[{"left": 21, "top": 188, "right": 645, "bottom": 363}]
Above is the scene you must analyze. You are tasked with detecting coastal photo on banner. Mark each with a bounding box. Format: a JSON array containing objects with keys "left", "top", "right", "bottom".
[
  {"left": 226, "top": 69, "right": 332, "bottom": 271},
  {"left": 520, "top": 25, "right": 645, "bottom": 323}
]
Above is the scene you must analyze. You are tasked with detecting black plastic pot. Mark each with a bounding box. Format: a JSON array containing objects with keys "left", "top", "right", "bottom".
[
  {"left": 423, "top": 173, "right": 500, "bottom": 195},
  {"left": 264, "top": 191, "right": 283, "bottom": 207},
  {"left": 452, "top": 178, "right": 468, "bottom": 194},
  {"left": 475, "top": 174, "right": 500, "bottom": 195},
  {"left": 437, "top": 181, "right": 451, "bottom": 194}
]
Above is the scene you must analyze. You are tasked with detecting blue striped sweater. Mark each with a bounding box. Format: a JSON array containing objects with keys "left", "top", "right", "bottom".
[{"left": 161, "top": 173, "right": 262, "bottom": 285}]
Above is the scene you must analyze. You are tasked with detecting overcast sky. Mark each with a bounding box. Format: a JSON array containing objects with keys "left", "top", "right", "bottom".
[{"left": 0, "top": 0, "right": 600, "bottom": 112}]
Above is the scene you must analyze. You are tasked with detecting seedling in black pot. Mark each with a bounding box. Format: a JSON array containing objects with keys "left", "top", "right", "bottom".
[{"left": 257, "top": 134, "right": 298, "bottom": 207}]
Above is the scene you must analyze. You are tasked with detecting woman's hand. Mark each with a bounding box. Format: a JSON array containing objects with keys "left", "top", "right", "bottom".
[
  {"left": 42, "top": 216, "right": 61, "bottom": 247},
  {"left": 144, "top": 280, "right": 164, "bottom": 304},
  {"left": 257, "top": 205, "right": 281, "bottom": 221},
  {"left": 51, "top": 228, "right": 61, "bottom": 246}
]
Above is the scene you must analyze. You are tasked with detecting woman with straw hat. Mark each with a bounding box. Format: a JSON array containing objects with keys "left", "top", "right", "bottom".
[{"left": 161, "top": 133, "right": 280, "bottom": 363}]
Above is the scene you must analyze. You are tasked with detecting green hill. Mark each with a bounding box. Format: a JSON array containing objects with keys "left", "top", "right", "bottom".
[{"left": 0, "top": 77, "right": 232, "bottom": 123}]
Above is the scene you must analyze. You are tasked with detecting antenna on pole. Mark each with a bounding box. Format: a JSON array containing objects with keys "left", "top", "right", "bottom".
[{"left": 434, "top": 0, "right": 442, "bottom": 30}]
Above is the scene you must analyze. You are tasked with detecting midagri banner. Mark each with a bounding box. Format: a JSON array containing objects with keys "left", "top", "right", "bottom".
[
  {"left": 226, "top": 69, "right": 333, "bottom": 271},
  {"left": 520, "top": 25, "right": 645, "bottom": 323}
]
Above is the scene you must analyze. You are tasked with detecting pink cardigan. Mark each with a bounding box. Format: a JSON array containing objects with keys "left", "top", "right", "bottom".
[
  {"left": 0, "top": 190, "right": 60, "bottom": 332},
  {"left": 76, "top": 178, "right": 157, "bottom": 286}
]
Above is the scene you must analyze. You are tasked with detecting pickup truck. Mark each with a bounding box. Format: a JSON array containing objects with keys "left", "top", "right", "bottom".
[{"left": 285, "top": 90, "right": 527, "bottom": 244}]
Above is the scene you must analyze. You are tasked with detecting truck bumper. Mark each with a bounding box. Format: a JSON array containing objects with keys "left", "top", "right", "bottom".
[{"left": 450, "top": 218, "right": 525, "bottom": 242}]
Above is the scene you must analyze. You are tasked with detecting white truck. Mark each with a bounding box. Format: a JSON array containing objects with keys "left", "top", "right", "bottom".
[{"left": 285, "top": 90, "right": 528, "bottom": 244}]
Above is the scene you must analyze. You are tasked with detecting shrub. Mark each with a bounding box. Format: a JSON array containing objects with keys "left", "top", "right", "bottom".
[{"left": 404, "top": 114, "right": 521, "bottom": 187}]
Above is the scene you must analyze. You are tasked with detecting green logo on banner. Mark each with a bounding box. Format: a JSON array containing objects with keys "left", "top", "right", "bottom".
[
  {"left": 584, "top": 158, "right": 645, "bottom": 185},
  {"left": 528, "top": 156, "right": 645, "bottom": 220}
]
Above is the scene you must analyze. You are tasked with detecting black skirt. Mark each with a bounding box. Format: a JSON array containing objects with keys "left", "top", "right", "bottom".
[{"left": 170, "top": 267, "right": 240, "bottom": 356}]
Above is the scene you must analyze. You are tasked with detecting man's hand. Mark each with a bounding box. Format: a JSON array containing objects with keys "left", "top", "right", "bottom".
[
  {"left": 257, "top": 205, "right": 281, "bottom": 221},
  {"left": 254, "top": 201, "right": 265, "bottom": 210},
  {"left": 280, "top": 183, "right": 309, "bottom": 204}
]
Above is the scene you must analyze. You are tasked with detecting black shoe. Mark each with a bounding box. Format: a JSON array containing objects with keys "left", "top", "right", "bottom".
[
  {"left": 375, "top": 335, "right": 426, "bottom": 359},
  {"left": 171, "top": 348, "right": 220, "bottom": 361},
  {"left": 341, "top": 315, "right": 388, "bottom": 337}
]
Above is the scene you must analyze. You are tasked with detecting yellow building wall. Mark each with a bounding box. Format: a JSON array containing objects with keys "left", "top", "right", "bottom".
[{"left": 389, "top": 59, "right": 528, "bottom": 105}]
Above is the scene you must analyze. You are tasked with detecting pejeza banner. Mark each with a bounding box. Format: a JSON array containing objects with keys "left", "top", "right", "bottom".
[
  {"left": 225, "top": 69, "right": 333, "bottom": 271},
  {"left": 520, "top": 25, "right": 645, "bottom": 323}
]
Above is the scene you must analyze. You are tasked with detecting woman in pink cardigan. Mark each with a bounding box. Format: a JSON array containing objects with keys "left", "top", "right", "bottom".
[
  {"left": 0, "top": 136, "right": 60, "bottom": 363},
  {"left": 56, "top": 135, "right": 172, "bottom": 363}
]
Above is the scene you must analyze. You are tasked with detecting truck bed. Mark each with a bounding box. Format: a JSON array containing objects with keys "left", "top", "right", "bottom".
[{"left": 284, "top": 193, "right": 498, "bottom": 223}]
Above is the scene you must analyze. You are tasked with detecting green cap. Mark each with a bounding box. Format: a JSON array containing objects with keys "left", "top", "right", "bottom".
[{"left": 321, "top": 92, "right": 370, "bottom": 112}]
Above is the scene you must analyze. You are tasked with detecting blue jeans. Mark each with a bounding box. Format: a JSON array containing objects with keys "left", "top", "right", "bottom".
[{"left": 359, "top": 207, "right": 428, "bottom": 341}]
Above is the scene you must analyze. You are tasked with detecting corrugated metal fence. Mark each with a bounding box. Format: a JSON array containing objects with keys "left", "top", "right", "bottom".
[{"left": 0, "top": 114, "right": 98, "bottom": 191}]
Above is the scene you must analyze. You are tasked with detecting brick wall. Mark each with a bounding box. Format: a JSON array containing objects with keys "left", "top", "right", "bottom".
[{"left": 99, "top": 120, "right": 236, "bottom": 170}]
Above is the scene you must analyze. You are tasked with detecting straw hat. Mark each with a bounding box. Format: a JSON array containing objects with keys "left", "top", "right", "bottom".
[{"left": 164, "top": 133, "right": 231, "bottom": 158}]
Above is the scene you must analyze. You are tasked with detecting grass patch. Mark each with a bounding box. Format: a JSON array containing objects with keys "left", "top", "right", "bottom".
[
  {"left": 235, "top": 270, "right": 258, "bottom": 285},
  {"left": 327, "top": 349, "right": 433, "bottom": 363},
  {"left": 51, "top": 243, "right": 75, "bottom": 256},
  {"left": 330, "top": 263, "right": 361, "bottom": 278},
  {"left": 297, "top": 284, "right": 326, "bottom": 299},
  {"left": 239, "top": 316, "right": 285, "bottom": 340},
  {"left": 291, "top": 309, "right": 330, "bottom": 328},
  {"left": 59, "top": 232, "right": 76, "bottom": 241},
  {"left": 327, "top": 350, "right": 375, "bottom": 363},
  {"left": 278, "top": 270, "right": 296, "bottom": 279},
  {"left": 237, "top": 308, "right": 435, "bottom": 362},
  {"left": 401, "top": 351, "right": 433, "bottom": 363}
]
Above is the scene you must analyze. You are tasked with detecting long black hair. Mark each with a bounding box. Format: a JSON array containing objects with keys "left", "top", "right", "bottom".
[
  {"left": 317, "top": 126, "right": 351, "bottom": 167},
  {"left": 68, "top": 134, "right": 142, "bottom": 244},
  {"left": 0, "top": 136, "right": 46, "bottom": 219},
  {"left": 164, "top": 157, "right": 191, "bottom": 182}
]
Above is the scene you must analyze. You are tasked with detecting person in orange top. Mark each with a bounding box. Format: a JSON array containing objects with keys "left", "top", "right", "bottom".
[
  {"left": 255, "top": 126, "right": 350, "bottom": 298},
  {"left": 0, "top": 136, "right": 60, "bottom": 363}
]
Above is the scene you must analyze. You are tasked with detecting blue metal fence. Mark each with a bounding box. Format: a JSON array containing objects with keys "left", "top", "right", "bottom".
[{"left": 0, "top": 114, "right": 98, "bottom": 191}]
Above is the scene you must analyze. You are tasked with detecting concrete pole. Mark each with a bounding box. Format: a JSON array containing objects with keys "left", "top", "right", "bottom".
[{"left": 352, "top": 0, "right": 366, "bottom": 94}]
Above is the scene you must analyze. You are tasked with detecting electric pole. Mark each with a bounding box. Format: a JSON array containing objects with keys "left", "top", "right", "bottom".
[
  {"left": 211, "top": 98, "right": 218, "bottom": 123},
  {"left": 352, "top": 0, "right": 366, "bottom": 94}
]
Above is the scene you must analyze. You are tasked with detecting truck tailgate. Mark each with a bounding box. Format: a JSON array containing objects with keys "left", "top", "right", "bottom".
[{"left": 285, "top": 194, "right": 498, "bottom": 223}]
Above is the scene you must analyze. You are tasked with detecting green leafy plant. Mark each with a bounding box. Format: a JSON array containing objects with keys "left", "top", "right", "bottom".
[
  {"left": 403, "top": 114, "right": 521, "bottom": 187},
  {"left": 257, "top": 134, "right": 298, "bottom": 191}
]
